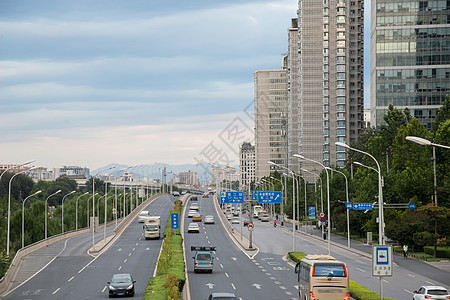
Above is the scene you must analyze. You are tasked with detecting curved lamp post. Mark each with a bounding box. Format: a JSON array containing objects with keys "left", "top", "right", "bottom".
[
  {"left": 326, "top": 167, "right": 350, "bottom": 248},
  {"left": 22, "top": 190, "right": 42, "bottom": 248},
  {"left": 406, "top": 136, "right": 450, "bottom": 206},
  {"left": 268, "top": 161, "right": 296, "bottom": 252},
  {"left": 293, "top": 154, "right": 331, "bottom": 256},
  {"left": 45, "top": 190, "right": 62, "bottom": 239},
  {"left": 62, "top": 190, "right": 76, "bottom": 234},
  {"left": 92, "top": 166, "right": 115, "bottom": 252},
  {"left": 7, "top": 167, "right": 37, "bottom": 255},
  {"left": 75, "top": 192, "right": 89, "bottom": 231}
]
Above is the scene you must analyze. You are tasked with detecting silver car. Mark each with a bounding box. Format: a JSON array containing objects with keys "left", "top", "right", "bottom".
[{"left": 204, "top": 215, "right": 215, "bottom": 224}]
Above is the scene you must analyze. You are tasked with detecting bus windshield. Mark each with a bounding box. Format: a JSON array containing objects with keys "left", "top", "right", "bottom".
[{"left": 313, "top": 264, "right": 346, "bottom": 277}]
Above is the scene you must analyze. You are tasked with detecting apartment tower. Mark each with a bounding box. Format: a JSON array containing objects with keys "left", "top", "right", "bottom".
[
  {"left": 288, "top": 0, "right": 364, "bottom": 176},
  {"left": 255, "top": 57, "right": 289, "bottom": 179}
]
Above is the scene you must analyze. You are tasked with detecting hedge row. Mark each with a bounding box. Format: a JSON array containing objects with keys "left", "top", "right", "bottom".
[
  {"left": 424, "top": 246, "right": 450, "bottom": 258},
  {"left": 143, "top": 200, "right": 185, "bottom": 300},
  {"left": 288, "top": 251, "right": 394, "bottom": 300}
]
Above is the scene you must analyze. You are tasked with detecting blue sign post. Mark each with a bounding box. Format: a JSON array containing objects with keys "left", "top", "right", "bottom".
[
  {"left": 408, "top": 202, "right": 416, "bottom": 210},
  {"left": 220, "top": 191, "right": 244, "bottom": 203},
  {"left": 308, "top": 206, "right": 316, "bottom": 219},
  {"left": 257, "top": 191, "right": 282, "bottom": 204},
  {"left": 171, "top": 213, "right": 179, "bottom": 230},
  {"left": 345, "top": 202, "right": 353, "bottom": 210}
]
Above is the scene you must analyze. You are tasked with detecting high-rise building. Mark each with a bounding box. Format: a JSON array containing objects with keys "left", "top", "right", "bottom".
[
  {"left": 288, "top": 0, "right": 364, "bottom": 175},
  {"left": 371, "top": 0, "right": 450, "bottom": 129},
  {"left": 255, "top": 59, "right": 289, "bottom": 179},
  {"left": 239, "top": 142, "right": 256, "bottom": 188}
]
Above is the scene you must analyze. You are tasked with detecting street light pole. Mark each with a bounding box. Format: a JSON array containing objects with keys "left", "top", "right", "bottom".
[
  {"left": 62, "top": 190, "right": 76, "bottom": 234},
  {"left": 75, "top": 192, "right": 89, "bottom": 231},
  {"left": 22, "top": 190, "right": 42, "bottom": 248},
  {"left": 45, "top": 190, "right": 62, "bottom": 240},
  {"left": 406, "top": 136, "right": 450, "bottom": 206},
  {"left": 293, "top": 154, "right": 331, "bottom": 256},
  {"left": 302, "top": 168, "right": 323, "bottom": 239},
  {"left": 326, "top": 167, "right": 350, "bottom": 248},
  {"left": 92, "top": 166, "right": 115, "bottom": 252}
]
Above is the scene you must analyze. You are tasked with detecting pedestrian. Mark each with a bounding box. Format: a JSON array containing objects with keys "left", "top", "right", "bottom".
[{"left": 403, "top": 244, "right": 408, "bottom": 259}]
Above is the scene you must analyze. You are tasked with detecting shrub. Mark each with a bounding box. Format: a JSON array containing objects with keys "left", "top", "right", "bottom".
[
  {"left": 424, "top": 246, "right": 450, "bottom": 258},
  {"left": 350, "top": 280, "right": 394, "bottom": 300},
  {"left": 288, "top": 251, "right": 307, "bottom": 263}
]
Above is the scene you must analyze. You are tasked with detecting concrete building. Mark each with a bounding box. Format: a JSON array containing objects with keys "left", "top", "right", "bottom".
[
  {"left": 177, "top": 170, "right": 200, "bottom": 186},
  {"left": 255, "top": 61, "right": 289, "bottom": 179},
  {"left": 210, "top": 165, "right": 239, "bottom": 189},
  {"left": 371, "top": 0, "right": 450, "bottom": 129},
  {"left": 56, "top": 166, "right": 90, "bottom": 179},
  {"left": 239, "top": 142, "right": 256, "bottom": 188},
  {"left": 288, "top": 0, "right": 364, "bottom": 175}
]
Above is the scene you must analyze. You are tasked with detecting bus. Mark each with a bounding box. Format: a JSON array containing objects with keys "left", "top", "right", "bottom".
[{"left": 294, "top": 255, "right": 349, "bottom": 300}]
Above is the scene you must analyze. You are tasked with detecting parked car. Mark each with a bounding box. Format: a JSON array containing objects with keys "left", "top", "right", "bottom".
[
  {"left": 107, "top": 273, "right": 135, "bottom": 297},
  {"left": 188, "top": 223, "right": 200, "bottom": 233},
  {"left": 413, "top": 286, "right": 450, "bottom": 300},
  {"left": 204, "top": 215, "right": 215, "bottom": 224}
]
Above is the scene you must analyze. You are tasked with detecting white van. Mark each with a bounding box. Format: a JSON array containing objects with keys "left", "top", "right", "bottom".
[{"left": 253, "top": 205, "right": 263, "bottom": 217}]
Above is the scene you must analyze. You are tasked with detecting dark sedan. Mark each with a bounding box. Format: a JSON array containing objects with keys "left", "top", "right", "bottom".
[{"left": 107, "top": 273, "right": 135, "bottom": 297}]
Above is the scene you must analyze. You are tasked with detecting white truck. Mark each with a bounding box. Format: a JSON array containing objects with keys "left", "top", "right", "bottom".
[{"left": 143, "top": 216, "right": 161, "bottom": 239}]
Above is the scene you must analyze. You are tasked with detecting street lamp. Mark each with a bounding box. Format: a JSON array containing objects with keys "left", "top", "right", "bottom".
[
  {"left": 406, "top": 136, "right": 450, "bottom": 206},
  {"left": 45, "top": 190, "right": 62, "bottom": 239},
  {"left": 75, "top": 192, "right": 89, "bottom": 231},
  {"left": 62, "top": 190, "right": 76, "bottom": 234},
  {"left": 92, "top": 166, "right": 115, "bottom": 252},
  {"left": 293, "top": 154, "right": 331, "bottom": 256},
  {"left": 302, "top": 168, "right": 323, "bottom": 237},
  {"left": 326, "top": 167, "right": 350, "bottom": 248},
  {"left": 113, "top": 168, "right": 126, "bottom": 228},
  {"left": 268, "top": 161, "right": 296, "bottom": 252},
  {"left": 7, "top": 167, "right": 37, "bottom": 255},
  {"left": 21, "top": 190, "right": 42, "bottom": 248},
  {"left": 336, "top": 142, "right": 385, "bottom": 246},
  {"left": 0, "top": 160, "right": 35, "bottom": 184}
]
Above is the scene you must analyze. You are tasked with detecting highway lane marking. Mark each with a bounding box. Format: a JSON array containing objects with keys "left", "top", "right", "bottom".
[
  {"left": 207, "top": 240, "right": 211, "bottom": 244},
  {"left": 275, "top": 281, "right": 281, "bottom": 284},
  {"left": 216, "top": 257, "right": 220, "bottom": 261},
  {"left": 356, "top": 267, "right": 365, "bottom": 272},
  {"left": 270, "top": 277, "right": 276, "bottom": 280},
  {"left": 231, "top": 283, "right": 236, "bottom": 290},
  {"left": 102, "top": 286, "right": 107, "bottom": 293},
  {"left": 132, "top": 247, "right": 136, "bottom": 251},
  {"left": 258, "top": 265, "right": 263, "bottom": 268},
  {"left": 136, "top": 242, "right": 139, "bottom": 245},
  {"left": 407, "top": 274, "right": 415, "bottom": 278},
  {"left": 383, "top": 279, "right": 389, "bottom": 283},
  {"left": 205, "top": 235, "right": 209, "bottom": 239},
  {"left": 68, "top": 276, "right": 74, "bottom": 282},
  {"left": 128, "top": 253, "right": 132, "bottom": 257},
  {"left": 261, "top": 269, "right": 267, "bottom": 272},
  {"left": 285, "top": 291, "right": 293, "bottom": 295},
  {"left": 225, "top": 272, "right": 229, "bottom": 278},
  {"left": 118, "top": 266, "right": 122, "bottom": 271},
  {"left": 124, "top": 259, "right": 127, "bottom": 263},
  {"left": 265, "top": 272, "right": 271, "bottom": 276},
  {"left": 426, "top": 280, "right": 435, "bottom": 285},
  {"left": 52, "top": 288, "right": 60, "bottom": 294},
  {"left": 220, "top": 264, "right": 224, "bottom": 268},
  {"left": 404, "top": 289, "right": 414, "bottom": 294},
  {"left": 279, "top": 286, "right": 287, "bottom": 290}
]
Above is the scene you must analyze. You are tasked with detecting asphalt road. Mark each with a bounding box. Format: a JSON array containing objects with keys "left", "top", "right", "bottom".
[
  {"left": 184, "top": 195, "right": 298, "bottom": 300},
  {"left": 3, "top": 195, "right": 174, "bottom": 300},
  {"left": 231, "top": 208, "right": 450, "bottom": 300}
]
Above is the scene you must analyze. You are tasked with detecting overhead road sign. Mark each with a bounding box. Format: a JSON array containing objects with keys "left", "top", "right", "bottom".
[
  {"left": 220, "top": 191, "right": 244, "bottom": 203},
  {"left": 352, "top": 202, "right": 373, "bottom": 210},
  {"left": 257, "top": 191, "right": 282, "bottom": 204}
]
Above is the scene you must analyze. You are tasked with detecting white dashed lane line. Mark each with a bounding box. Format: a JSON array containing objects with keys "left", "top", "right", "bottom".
[
  {"left": 68, "top": 276, "right": 74, "bottom": 282},
  {"left": 52, "top": 288, "right": 60, "bottom": 295},
  {"left": 231, "top": 283, "right": 236, "bottom": 290}
]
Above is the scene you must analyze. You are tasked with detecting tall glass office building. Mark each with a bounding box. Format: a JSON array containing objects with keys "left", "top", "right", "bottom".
[{"left": 371, "top": 0, "right": 450, "bottom": 129}]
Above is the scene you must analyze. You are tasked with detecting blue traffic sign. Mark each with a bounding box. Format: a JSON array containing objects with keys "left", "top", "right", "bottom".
[
  {"left": 251, "top": 190, "right": 260, "bottom": 200},
  {"left": 408, "top": 202, "right": 416, "bottom": 210},
  {"left": 220, "top": 191, "right": 244, "bottom": 203},
  {"left": 352, "top": 202, "right": 373, "bottom": 210},
  {"left": 257, "top": 191, "right": 282, "bottom": 204},
  {"left": 345, "top": 202, "right": 353, "bottom": 210},
  {"left": 308, "top": 206, "right": 316, "bottom": 219},
  {"left": 171, "top": 213, "right": 179, "bottom": 229}
]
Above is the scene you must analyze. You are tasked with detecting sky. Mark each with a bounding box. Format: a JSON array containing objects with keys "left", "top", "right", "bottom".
[{"left": 0, "top": 0, "right": 371, "bottom": 171}]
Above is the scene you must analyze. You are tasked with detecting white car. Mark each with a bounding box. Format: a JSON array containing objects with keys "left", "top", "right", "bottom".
[
  {"left": 226, "top": 213, "right": 233, "bottom": 220},
  {"left": 138, "top": 211, "right": 150, "bottom": 223},
  {"left": 187, "top": 223, "right": 200, "bottom": 233},
  {"left": 413, "top": 286, "right": 450, "bottom": 300},
  {"left": 188, "top": 210, "right": 197, "bottom": 218},
  {"left": 204, "top": 215, "right": 215, "bottom": 224},
  {"left": 231, "top": 217, "right": 240, "bottom": 224},
  {"left": 189, "top": 204, "right": 199, "bottom": 211}
]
